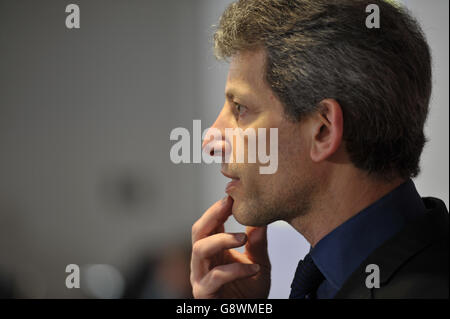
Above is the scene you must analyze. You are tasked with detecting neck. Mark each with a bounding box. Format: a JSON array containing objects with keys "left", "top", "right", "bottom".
[{"left": 289, "top": 169, "right": 406, "bottom": 247}]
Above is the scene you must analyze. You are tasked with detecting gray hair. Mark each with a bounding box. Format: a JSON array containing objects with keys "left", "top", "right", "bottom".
[{"left": 214, "top": 0, "right": 432, "bottom": 180}]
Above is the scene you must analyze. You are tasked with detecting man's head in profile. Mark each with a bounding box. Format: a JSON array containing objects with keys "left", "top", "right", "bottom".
[
  {"left": 192, "top": 0, "right": 447, "bottom": 300},
  {"left": 204, "top": 0, "right": 431, "bottom": 236}
]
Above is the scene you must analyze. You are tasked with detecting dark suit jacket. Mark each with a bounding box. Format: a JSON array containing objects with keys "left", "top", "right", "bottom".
[{"left": 334, "top": 197, "right": 449, "bottom": 299}]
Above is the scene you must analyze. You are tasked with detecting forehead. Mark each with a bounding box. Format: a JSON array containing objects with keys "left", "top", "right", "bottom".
[{"left": 226, "top": 49, "right": 269, "bottom": 98}]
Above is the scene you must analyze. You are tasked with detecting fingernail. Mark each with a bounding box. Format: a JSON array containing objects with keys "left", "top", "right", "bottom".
[
  {"left": 251, "top": 264, "right": 260, "bottom": 272},
  {"left": 235, "top": 233, "right": 246, "bottom": 242},
  {"left": 222, "top": 196, "right": 229, "bottom": 204}
]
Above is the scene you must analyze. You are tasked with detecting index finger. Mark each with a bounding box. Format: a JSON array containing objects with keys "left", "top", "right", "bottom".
[{"left": 192, "top": 196, "right": 233, "bottom": 244}]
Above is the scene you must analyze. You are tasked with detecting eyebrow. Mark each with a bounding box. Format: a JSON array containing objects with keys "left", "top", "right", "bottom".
[
  {"left": 225, "top": 90, "right": 237, "bottom": 100},
  {"left": 225, "top": 88, "right": 249, "bottom": 101}
]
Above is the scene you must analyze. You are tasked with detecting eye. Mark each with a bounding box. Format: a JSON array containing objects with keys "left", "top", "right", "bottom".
[{"left": 234, "top": 103, "right": 248, "bottom": 117}]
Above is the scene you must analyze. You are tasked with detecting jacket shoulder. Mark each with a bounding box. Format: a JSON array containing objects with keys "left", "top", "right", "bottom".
[
  {"left": 335, "top": 197, "right": 449, "bottom": 299},
  {"left": 373, "top": 232, "right": 448, "bottom": 298}
]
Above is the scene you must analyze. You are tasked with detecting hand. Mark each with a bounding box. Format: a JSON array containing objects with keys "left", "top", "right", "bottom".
[{"left": 190, "top": 196, "right": 271, "bottom": 298}]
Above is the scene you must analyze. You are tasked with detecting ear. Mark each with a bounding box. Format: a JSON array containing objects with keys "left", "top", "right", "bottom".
[{"left": 309, "top": 99, "right": 344, "bottom": 162}]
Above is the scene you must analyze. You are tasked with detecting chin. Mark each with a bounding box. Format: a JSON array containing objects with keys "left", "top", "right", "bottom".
[
  {"left": 231, "top": 197, "right": 268, "bottom": 227},
  {"left": 230, "top": 198, "right": 250, "bottom": 225}
]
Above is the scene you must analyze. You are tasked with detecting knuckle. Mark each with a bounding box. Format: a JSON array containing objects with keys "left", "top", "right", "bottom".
[
  {"left": 192, "top": 282, "right": 210, "bottom": 299},
  {"left": 192, "top": 241, "right": 204, "bottom": 257},
  {"left": 191, "top": 222, "right": 199, "bottom": 238},
  {"left": 192, "top": 284, "right": 201, "bottom": 298},
  {"left": 190, "top": 271, "right": 196, "bottom": 285},
  {"left": 209, "top": 269, "right": 221, "bottom": 282}
]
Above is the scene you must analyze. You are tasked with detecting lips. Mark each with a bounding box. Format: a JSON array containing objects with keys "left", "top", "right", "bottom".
[{"left": 221, "top": 169, "right": 241, "bottom": 194}]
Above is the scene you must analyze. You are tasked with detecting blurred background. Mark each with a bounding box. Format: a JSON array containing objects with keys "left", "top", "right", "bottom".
[{"left": 0, "top": 0, "right": 448, "bottom": 298}]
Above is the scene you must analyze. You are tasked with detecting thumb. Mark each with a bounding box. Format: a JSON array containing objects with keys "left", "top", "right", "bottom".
[{"left": 244, "top": 226, "right": 270, "bottom": 268}]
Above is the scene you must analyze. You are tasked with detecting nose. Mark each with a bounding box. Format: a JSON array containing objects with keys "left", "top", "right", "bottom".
[{"left": 202, "top": 106, "right": 232, "bottom": 157}]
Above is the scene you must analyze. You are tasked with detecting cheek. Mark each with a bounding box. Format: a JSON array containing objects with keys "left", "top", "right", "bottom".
[
  {"left": 274, "top": 133, "right": 311, "bottom": 188},
  {"left": 240, "top": 163, "right": 260, "bottom": 185},
  {"left": 279, "top": 125, "right": 308, "bottom": 163}
]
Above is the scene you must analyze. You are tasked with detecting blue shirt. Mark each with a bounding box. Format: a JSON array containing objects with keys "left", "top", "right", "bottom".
[{"left": 310, "top": 179, "right": 427, "bottom": 299}]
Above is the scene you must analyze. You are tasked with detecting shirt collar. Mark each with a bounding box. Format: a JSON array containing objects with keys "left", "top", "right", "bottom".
[{"left": 310, "top": 179, "right": 426, "bottom": 290}]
